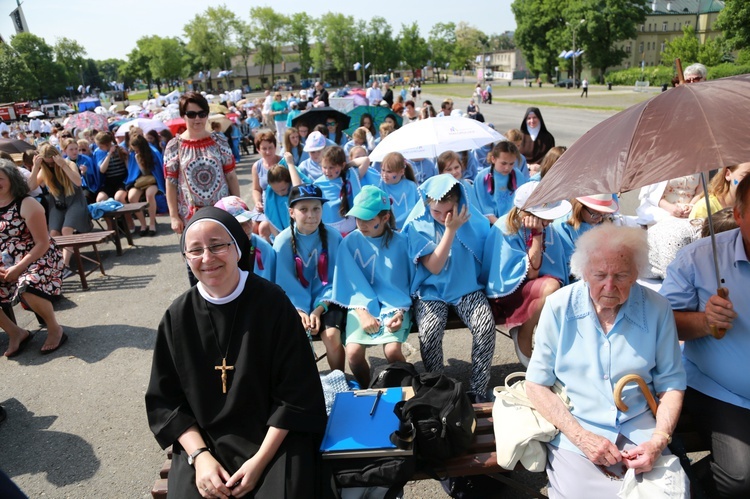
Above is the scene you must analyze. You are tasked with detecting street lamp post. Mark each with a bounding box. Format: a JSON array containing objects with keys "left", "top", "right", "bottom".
[
  {"left": 360, "top": 45, "right": 365, "bottom": 88},
  {"left": 567, "top": 19, "right": 585, "bottom": 89}
]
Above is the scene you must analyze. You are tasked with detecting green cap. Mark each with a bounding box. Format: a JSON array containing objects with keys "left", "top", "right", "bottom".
[{"left": 346, "top": 185, "right": 391, "bottom": 220}]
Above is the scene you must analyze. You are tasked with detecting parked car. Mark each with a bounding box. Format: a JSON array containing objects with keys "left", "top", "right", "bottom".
[
  {"left": 273, "top": 80, "right": 293, "bottom": 91},
  {"left": 555, "top": 78, "right": 581, "bottom": 88},
  {"left": 41, "top": 102, "right": 75, "bottom": 118}
]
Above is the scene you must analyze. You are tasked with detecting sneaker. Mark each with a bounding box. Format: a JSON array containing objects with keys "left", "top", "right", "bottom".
[{"left": 62, "top": 267, "right": 75, "bottom": 280}]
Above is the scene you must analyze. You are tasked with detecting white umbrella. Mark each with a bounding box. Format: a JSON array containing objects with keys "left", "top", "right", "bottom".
[
  {"left": 115, "top": 118, "right": 167, "bottom": 137},
  {"left": 125, "top": 105, "right": 143, "bottom": 113},
  {"left": 369, "top": 116, "right": 506, "bottom": 162},
  {"left": 94, "top": 106, "right": 109, "bottom": 115},
  {"left": 109, "top": 104, "right": 119, "bottom": 113},
  {"left": 152, "top": 108, "right": 181, "bottom": 122},
  {"left": 28, "top": 110, "right": 45, "bottom": 118}
]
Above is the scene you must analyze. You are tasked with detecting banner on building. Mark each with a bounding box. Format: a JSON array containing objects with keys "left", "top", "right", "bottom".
[{"left": 9, "top": 6, "right": 29, "bottom": 34}]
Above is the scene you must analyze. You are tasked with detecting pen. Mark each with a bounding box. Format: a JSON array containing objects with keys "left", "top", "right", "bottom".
[{"left": 370, "top": 390, "right": 382, "bottom": 416}]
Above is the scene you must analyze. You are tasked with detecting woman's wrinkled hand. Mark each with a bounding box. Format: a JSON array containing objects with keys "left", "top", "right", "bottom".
[
  {"left": 576, "top": 430, "right": 622, "bottom": 467},
  {"left": 621, "top": 439, "right": 663, "bottom": 474},
  {"left": 194, "top": 452, "right": 232, "bottom": 499}
]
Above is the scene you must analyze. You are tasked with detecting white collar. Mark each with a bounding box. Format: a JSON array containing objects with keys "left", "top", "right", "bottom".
[
  {"left": 198, "top": 270, "right": 249, "bottom": 304},
  {"left": 528, "top": 124, "right": 541, "bottom": 141}
]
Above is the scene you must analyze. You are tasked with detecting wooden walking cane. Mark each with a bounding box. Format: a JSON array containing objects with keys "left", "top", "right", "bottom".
[{"left": 613, "top": 374, "right": 658, "bottom": 415}]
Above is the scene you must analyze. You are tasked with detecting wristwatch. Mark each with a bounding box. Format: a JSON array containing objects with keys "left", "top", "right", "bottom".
[{"left": 187, "top": 447, "right": 210, "bottom": 466}]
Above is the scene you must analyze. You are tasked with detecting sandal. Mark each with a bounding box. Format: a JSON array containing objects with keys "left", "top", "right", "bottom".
[{"left": 41, "top": 332, "right": 68, "bottom": 355}]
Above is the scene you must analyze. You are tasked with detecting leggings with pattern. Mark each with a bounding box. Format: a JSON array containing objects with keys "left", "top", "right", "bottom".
[{"left": 415, "top": 290, "right": 496, "bottom": 395}]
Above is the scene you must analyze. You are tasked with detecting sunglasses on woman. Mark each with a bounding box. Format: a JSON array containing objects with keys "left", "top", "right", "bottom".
[
  {"left": 185, "top": 110, "right": 209, "bottom": 119},
  {"left": 583, "top": 205, "right": 604, "bottom": 221}
]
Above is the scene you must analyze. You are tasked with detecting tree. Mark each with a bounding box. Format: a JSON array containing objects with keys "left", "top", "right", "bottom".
[
  {"left": 248, "top": 6, "right": 288, "bottom": 84},
  {"left": 183, "top": 6, "right": 239, "bottom": 90},
  {"left": 314, "top": 13, "right": 358, "bottom": 82},
  {"left": 512, "top": 0, "right": 568, "bottom": 79},
  {"left": 287, "top": 13, "right": 315, "bottom": 83},
  {"left": 488, "top": 32, "right": 515, "bottom": 51},
  {"left": 10, "top": 32, "right": 66, "bottom": 99},
  {"left": 398, "top": 23, "right": 429, "bottom": 78},
  {"left": 661, "top": 25, "right": 700, "bottom": 67},
  {"left": 454, "top": 22, "right": 489, "bottom": 74},
  {"left": 234, "top": 20, "right": 254, "bottom": 87},
  {"left": 714, "top": 0, "right": 750, "bottom": 51},
  {"left": 429, "top": 22, "right": 456, "bottom": 80},
  {"left": 141, "top": 36, "right": 187, "bottom": 91},
  {"left": 698, "top": 37, "right": 726, "bottom": 67},
  {"left": 97, "top": 58, "right": 126, "bottom": 86},
  {"left": 0, "top": 44, "right": 34, "bottom": 101},
  {"left": 569, "top": 0, "right": 648, "bottom": 77},
  {"left": 54, "top": 37, "right": 87, "bottom": 90},
  {"left": 365, "top": 17, "right": 400, "bottom": 77}
]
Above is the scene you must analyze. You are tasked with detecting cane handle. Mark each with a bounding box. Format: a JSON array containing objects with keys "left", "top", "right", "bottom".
[
  {"left": 709, "top": 287, "right": 729, "bottom": 339},
  {"left": 613, "top": 374, "right": 658, "bottom": 416}
]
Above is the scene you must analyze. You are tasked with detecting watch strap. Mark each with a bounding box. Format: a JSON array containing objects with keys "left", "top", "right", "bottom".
[{"left": 188, "top": 447, "right": 209, "bottom": 466}]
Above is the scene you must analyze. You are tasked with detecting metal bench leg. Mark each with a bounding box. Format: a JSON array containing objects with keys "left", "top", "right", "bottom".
[{"left": 120, "top": 215, "right": 135, "bottom": 247}]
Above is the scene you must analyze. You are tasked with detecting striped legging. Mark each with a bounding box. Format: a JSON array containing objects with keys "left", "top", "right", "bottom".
[{"left": 415, "top": 290, "right": 496, "bottom": 395}]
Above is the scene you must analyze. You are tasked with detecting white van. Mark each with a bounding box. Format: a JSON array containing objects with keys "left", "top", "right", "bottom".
[{"left": 41, "top": 103, "right": 74, "bottom": 118}]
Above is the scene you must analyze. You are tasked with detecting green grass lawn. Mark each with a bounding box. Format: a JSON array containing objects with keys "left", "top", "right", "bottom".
[{"left": 419, "top": 81, "right": 656, "bottom": 111}]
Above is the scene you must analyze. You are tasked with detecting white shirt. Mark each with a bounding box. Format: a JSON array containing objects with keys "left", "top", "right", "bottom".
[
  {"left": 366, "top": 87, "right": 383, "bottom": 106},
  {"left": 262, "top": 95, "right": 272, "bottom": 114},
  {"left": 0, "top": 122, "right": 8, "bottom": 134}
]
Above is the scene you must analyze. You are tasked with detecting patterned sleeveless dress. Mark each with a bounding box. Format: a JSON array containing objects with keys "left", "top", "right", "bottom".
[{"left": 0, "top": 197, "right": 64, "bottom": 304}]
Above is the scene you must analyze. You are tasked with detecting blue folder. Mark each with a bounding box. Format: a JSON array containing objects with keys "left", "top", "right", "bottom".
[{"left": 320, "top": 388, "right": 410, "bottom": 456}]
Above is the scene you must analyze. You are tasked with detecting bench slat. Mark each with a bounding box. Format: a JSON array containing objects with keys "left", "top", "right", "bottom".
[{"left": 151, "top": 478, "right": 168, "bottom": 499}]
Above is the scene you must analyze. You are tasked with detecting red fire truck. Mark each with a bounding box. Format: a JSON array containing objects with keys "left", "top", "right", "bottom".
[{"left": 0, "top": 102, "right": 34, "bottom": 122}]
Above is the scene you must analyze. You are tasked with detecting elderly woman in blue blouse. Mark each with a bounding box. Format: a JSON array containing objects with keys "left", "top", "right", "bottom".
[
  {"left": 402, "top": 174, "right": 494, "bottom": 402},
  {"left": 481, "top": 181, "right": 571, "bottom": 366},
  {"left": 525, "top": 225, "right": 687, "bottom": 498}
]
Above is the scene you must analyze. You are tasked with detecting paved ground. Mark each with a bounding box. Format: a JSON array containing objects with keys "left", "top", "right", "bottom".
[{"left": 0, "top": 88, "right": 651, "bottom": 498}]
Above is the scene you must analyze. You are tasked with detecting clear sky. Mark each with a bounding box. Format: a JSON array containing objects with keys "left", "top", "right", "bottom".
[{"left": 0, "top": 0, "right": 517, "bottom": 61}]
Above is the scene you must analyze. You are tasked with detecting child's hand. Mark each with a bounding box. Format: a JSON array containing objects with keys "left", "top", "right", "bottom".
[
  {"left": 384, "top": 311, "right": 404, "bottom": 332},
  {"left": 298, "top": 310, "right": 312, "bottom": 333},
  {"left": 254, "top": 201, "right": 264, "bottom": 213},
  {"left": 356, "top": 309, "right": 380, "bottom": 334},
  {"left": 445, "top": 204, "right": 469, "bottom": 231},
  {"left": 521, "top": 214, "right": 544, "bottom": 232},
  {"left": 309, "top": 310, "right": 322, "bottom": 334}
]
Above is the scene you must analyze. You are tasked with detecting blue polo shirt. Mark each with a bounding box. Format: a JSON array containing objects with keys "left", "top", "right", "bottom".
[
  {"left": 527, "top": 280, "right": 686, "bottom": 456},
  {"left": 660, "top": 228, "right": 750, "bottom": 410}
]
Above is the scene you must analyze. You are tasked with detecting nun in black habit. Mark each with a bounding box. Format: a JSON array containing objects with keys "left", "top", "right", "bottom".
[
  {"left": 518, "top": 106, "right": 556, "bottom": 166},
  {"left": 146, "top": 207, "right": 327, "bottom": 499}
]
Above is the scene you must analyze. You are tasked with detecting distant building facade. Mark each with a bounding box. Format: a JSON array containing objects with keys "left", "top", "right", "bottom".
[{"left": 613, "top": 0, "right": 724, "bottom": 70}]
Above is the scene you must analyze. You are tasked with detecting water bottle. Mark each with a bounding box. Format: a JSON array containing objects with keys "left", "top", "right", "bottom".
[{"left": 1, "top": 251, "right": 14, "bottom": 268}]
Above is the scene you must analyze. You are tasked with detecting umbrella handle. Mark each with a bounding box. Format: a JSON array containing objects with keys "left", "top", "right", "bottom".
[
  {"left": 709, "top": 287, "right": 730, "bottom": 339},
  {"left": 613, "top": 374, "right": 658, "bottom": 416}
]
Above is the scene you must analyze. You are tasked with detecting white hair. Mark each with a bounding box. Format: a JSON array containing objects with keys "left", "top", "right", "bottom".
[
  {"left": 570, "top": 225, "right": 648, "bottom": 279},
  {"left": 684, "top": 63, "right": 707, "bottom": 79}
]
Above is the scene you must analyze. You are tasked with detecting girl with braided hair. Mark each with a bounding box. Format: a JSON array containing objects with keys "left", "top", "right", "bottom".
[
  {"left": 272, "top": 184, "right": 345, "bottom": 371},
  {"left": 313, "top": 145, "right": 371, "bottom": 236},
  {"left": 472, "top": 141, "right": 529, "bottom": 225}
]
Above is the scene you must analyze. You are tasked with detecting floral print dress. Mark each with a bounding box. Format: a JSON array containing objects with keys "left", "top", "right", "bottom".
[
  {"left": 163, "top": 132, "right": 236, "bottom": 224},
  {"left": 0, "top": 197, "right": 64, "bottom": 304}
]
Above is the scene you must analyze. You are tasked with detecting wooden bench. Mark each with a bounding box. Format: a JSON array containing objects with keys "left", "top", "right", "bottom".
[
  {"left": 150, "top": 402, "right": 544, "bottom": 499},
  {"left": 53, "top": 230, "right": 115, "bottom": 290},
  {"left": 97, "top": 202, "right": 149, "bottom": 256}
]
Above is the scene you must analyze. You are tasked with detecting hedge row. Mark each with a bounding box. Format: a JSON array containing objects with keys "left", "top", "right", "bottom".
[{"left": 605, "top": 64, "right": 750, "bottom": 85}]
